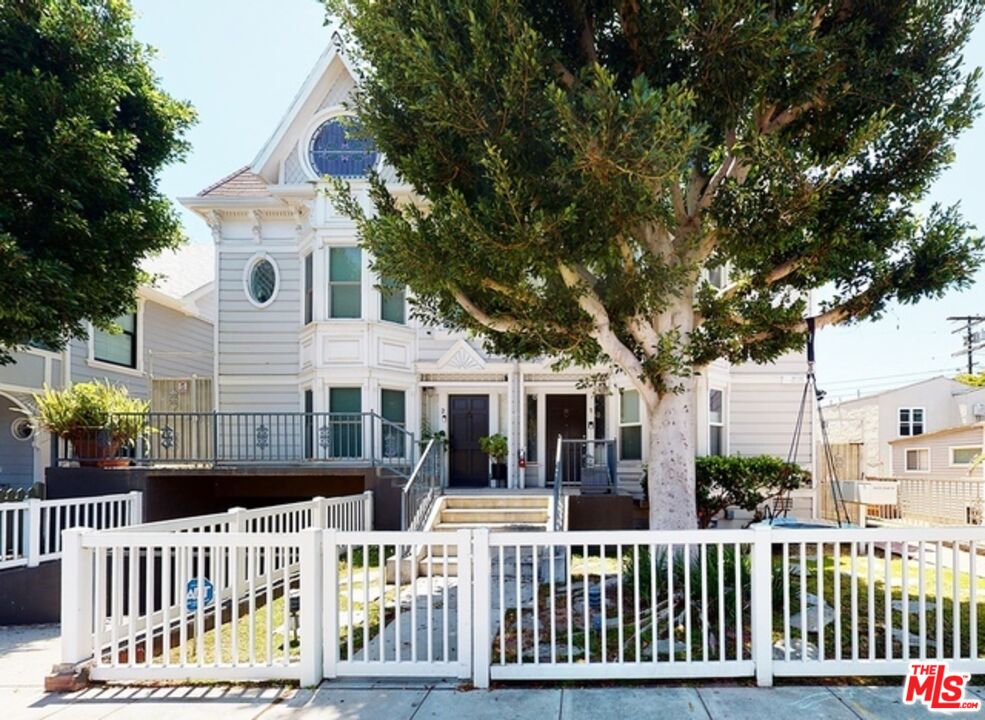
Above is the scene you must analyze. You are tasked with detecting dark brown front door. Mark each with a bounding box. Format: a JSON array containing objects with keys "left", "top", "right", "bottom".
[
  {"left": 546, "top": 394, "right": 587, "bottom": 485},
  {"left": 448, "top": 395, "right": 489, "bottom": 487}
]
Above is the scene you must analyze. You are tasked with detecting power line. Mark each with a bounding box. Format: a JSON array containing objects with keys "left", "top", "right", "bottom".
[{"left": 818, "top": 366, "right": 960, "bottom": 387}]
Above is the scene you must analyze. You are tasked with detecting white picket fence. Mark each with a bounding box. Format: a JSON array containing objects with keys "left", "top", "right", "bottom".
[
  {"left": 0, "top": 492, "right": 141, "bottom": 570},
  {"left": 61, "top": 522, "right": 985, "bottom": 686}
]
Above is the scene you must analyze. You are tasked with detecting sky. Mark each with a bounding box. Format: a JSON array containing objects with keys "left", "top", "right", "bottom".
[{"left": 131, "top": 0, "right": 985, "bottom": 402}]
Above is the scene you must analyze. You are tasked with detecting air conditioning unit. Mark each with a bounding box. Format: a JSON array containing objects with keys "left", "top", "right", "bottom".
[{"left": 974, "top": 402, "right": 985, "bottom": 421}]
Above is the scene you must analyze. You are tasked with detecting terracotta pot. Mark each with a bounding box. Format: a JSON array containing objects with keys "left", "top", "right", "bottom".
[{"left": 68, "top": 429, "right": 122, "bottom": 468}]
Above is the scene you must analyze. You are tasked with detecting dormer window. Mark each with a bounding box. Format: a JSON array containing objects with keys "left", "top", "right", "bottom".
[{"left": 308, "top": 118, "right": 377, "bottom": 178}]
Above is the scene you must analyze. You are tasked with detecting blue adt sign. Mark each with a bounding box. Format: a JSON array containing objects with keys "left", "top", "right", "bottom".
[{"left": 185, "top": 577, "right": 214, "bottom": 612}]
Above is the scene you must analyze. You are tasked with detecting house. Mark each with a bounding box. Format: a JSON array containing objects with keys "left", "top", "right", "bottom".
[
  {"left": 0, "top": 245, "right": 215, "bottom": 489},
  {"left": 171, "top": 37, "right": 815, "bottom": 520},
  {"left": 890, "top": 423, "right": 984, "bottom": 480},
  {"left": 825, "top": 375, "right": 985, "bottom": 479}
]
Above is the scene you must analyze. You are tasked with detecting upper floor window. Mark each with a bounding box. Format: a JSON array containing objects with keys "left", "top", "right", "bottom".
[
  {"left": 308, "top": 118, "right": 378, "bottom": 178},
  {"left": 303, "top": 252, "right": 314, "bottom": 324},
  {"left": 245, "top": 254, "right": 278, "bottom": 308},
  {"left": 93, "top": 312, "right": 137, "bottom": 368},
  {"left": 329, "top": 247, "right": 361, "bottom": 318},
  {"left": 707, "top": 265, "right": 727, "bottom": 289},
  {"left": 709, "top": 388, "right": 725, "bottom": 455},
  {"left": 380, "top": 277, "right": 405, "bottom": 324},
  {"left": 898, "top": 407, "right": 925, "bottom": 437}
]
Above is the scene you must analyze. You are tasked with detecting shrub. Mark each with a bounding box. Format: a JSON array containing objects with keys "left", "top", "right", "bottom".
[
  {"left": 31, "top": 380, "right": 150, "bottom": 447},
  {"left": 695, "top": 455, "right": 809, "bottom": 528}
]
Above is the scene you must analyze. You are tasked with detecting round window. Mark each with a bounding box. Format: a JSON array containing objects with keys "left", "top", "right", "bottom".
[
  {"left": 11, "top": 417, "right": 33, "bottom": 442},
  {"left": 246, "top": 256, "right": 278, "bottom": 307},
  {"left": 308, "top": 118, "right": 378, "bottom": 178}
]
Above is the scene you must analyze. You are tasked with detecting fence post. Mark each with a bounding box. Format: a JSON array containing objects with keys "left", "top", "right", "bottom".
[
  {"left": 128, "top": 491, "right": 143, "bottom": 526},
  {"left": 322, "top": 529, "right": 338, "bottom": 679},
  {"left": 300, "top": 528, "right": 324, "bottom": 686},
  {"left": 61, "top": 528, "right": 93, "bottom": 664},
  {"left": 363, "top": 490, "right": 374, "bottom": 531},
  {"left": 472, "top": 527, "right": 491, "bottom": 689},
  {"left": 312, "top": 497, "right": 327, "bottom": 529},
  {"left": 751, "top": 523, "right": 774, "bottom": 687},
  {"left": 25, "top": 498, "right": 41, "bottom": 567},
  {"left": 227, "top": 506, "right": 246, "bottom": 532}
]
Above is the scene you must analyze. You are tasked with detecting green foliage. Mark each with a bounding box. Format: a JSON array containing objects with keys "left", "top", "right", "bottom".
[
  {"left": 478, "top": 433, "right": 509, "bottom": 462},
  {"left": 31, "top": 380, "right": 150, "bottom": 446},
  {"left": 326, "top": 0, "right": 983, "bottom": 386},
  {"left": 956, "top": 372, "right": 985, "bottom": 387},
  {"left": 0, "top": 0, "right": 195, "bottom": 362},
  {"left": 695, "top": 454, "right": 809, "bottom": 528}
]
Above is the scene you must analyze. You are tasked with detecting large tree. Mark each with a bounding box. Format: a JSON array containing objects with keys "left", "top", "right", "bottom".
[
  {"left": 328, "top": 0, "right": 984, "bottom": 528},
  {"left": 0, "top": 0, "right": 194, "bottom": 361}
]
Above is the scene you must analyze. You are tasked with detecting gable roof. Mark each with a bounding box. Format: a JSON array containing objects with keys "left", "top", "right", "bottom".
[
  {"left": 888, "top": 421, "right": 985, "bottom": 444},
  {"left": 830, "top": 375, "right": 963, "bottom": 407},
  {"left": 141, "top": 243, "right": 215, "bottom": 300},
  {"left": 197, "top": 166, "right": 270, "bottom": 197}
]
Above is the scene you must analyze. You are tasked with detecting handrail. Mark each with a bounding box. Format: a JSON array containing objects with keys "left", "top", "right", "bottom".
[
  {"left": 401, "top": 438, "right": 443, "bottom": 531},
  {"left": 552, "top": 434, "right": 564, "bottom": 531}
]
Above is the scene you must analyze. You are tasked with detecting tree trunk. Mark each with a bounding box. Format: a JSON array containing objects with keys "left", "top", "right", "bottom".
[{"left": 645, "top": 378, "right": 698, "bottom": 529}]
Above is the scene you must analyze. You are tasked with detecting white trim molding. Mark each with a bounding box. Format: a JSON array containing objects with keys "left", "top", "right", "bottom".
[{"left": 242, "top": 252, "right": 281, "bottom": 309}]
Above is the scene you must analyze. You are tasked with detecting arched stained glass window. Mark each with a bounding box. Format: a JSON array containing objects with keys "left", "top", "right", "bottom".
[{"left": 308, "top": 118, "right": 378, "bottom": 177}]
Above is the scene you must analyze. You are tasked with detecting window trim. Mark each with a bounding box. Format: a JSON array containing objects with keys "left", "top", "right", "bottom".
[
  {"left": 897, "top": 406, "right": 926, "bottom": 438},
  {"left": 242, "top": 253, "right": 280, "bottom": 309},
  {"left": 949, "top": 445, "right": 983, "bottom": 468},
  {"left": 903, "top": 446, "right": 931, "bottom": 473},
  {"left": 708, "top": 386, "right": 726, "bottom": 456},
  {"left": 328, "top": 246, "right": 362, "bottom": 319},
  {"left": 618, "top": 388, "right": 643, "bottom": 462},
  {"left": 87, "top": 301, "right": 144, "bottom": 376}
]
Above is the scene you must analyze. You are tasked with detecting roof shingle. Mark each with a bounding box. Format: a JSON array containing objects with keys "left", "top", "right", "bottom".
[{"left": 197, "top": 166, "right": 270, "bottom": 197}]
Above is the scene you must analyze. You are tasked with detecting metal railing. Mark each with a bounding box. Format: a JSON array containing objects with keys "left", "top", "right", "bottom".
[
  {"left": 552, "top": 435, "right": 564, "bottom": 531},
  {"left": 401, "top": 438, "right": 444, "bottom": 531},
  {"left": 57, "top": 411, "right": 416, "bottom": 477},
  {"left": 553, "top": 438, "right": 617, "bottom": 494}
]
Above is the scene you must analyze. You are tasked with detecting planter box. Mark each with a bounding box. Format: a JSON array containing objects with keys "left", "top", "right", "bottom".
[{"left": 839, "top": 480, "right": 898, "bottom": 506}]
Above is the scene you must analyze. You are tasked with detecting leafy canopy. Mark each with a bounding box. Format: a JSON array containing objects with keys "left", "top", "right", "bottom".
[
  {"left": 328, "top": 0, "right": 983, "bottom": 400},
  {"left": 956, "top": 371, "right": 985, "bottom": 387},
  {"left": 0, "top": 0, "right": 195, "bottom": 362}
]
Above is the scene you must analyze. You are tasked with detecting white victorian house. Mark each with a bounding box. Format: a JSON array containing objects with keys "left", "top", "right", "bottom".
[{"left": 178, "top": 38, "right": 815, "bottom": 510}]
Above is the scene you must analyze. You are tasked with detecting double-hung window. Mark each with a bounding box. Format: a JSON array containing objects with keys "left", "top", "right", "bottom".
[
  {"left": 709, "top": 388, "right": 725, "bottom": 455},
  {"left": 380, "top": 277, "right": 405, "bottom": 324},
  {"left": 93, "top": 313, "right": 138, "bottom": 368},
  {"left": 329, "top": 247, "right": 361, "bottom": 318},
  {"left": 898, "top": 408, "right": 925, "bottom": 437},
  {"left": 619, "top": 389, "right": 642, "bottom": 461}
]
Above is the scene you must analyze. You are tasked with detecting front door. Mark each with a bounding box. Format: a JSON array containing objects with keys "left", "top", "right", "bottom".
[
  {"left": 545, "top": 394, "right": 587, "bottom": 485},
  {"left": 448, "top": 395, "right": 489, "bottom": 487}
]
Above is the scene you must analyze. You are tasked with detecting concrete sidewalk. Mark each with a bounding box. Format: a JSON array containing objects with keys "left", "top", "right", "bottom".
[{"left": 2, "top": 625, "right": 981, "bottom": 719}]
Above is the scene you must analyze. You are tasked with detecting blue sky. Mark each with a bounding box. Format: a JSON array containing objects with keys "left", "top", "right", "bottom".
[{"left": 132, "top": 0, "right": 985, "bottom": 400}]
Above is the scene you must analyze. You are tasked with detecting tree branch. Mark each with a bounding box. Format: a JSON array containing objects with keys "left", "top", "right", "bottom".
[{"left": 557, "top": 262, "right": 653, "bottom": 397}]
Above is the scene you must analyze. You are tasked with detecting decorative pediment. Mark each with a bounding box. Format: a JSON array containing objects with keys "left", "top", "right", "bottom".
[{"left": 436, "top": 340, "right": 486, "bottom": 371}]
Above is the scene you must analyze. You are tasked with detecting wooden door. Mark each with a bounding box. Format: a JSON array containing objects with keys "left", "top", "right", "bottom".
[
  {"left": 448, "top": 395, "right": 489, "bottom": 487},
  {"left": 546, "top": 394, "right": 587, "bottom": 485}
]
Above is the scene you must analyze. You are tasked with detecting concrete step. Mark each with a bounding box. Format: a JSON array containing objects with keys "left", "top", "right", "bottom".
[
  {"left": 441, "top": 495, "right": 549, "bottom": 510},
  {"left": 432, "top": 521, "right": 546, "bottom": 531},
  {"left": 438, "top": 508, "right": 549, "bottom": 524}
]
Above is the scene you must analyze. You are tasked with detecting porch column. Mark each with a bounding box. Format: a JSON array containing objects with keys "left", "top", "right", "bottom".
[{"left": 506, "top": 363, "right": 519, "bottom": 488}]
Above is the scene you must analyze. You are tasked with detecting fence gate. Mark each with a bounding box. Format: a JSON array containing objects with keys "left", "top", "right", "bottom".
[{"left": 324, "top": 530, "right": 473, "bottom": 679}]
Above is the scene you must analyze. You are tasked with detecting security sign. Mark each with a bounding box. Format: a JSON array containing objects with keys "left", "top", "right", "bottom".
[{"left": 185, "top": 577, "right": 215, "bottom": 612}]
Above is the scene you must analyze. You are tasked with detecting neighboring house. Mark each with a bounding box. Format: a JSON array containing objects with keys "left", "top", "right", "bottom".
[
  {"left": 826, "top": 375, "right": 985, "bottom": 479},
  {"left": 0, "top": 245, "right": 216, "bottom": 489},
  {"left": 178, "top": 38, "right": 814, "bottom": 512},
  {"left": 890, "top": 422, "right": 984, "bottom": 480}
]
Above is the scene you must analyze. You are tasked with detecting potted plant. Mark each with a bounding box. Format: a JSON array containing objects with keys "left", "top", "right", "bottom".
[
  {"left": 479, "top": 433, "right": 509, "bottom": 487},
  {"left": 31, "top": 381, "right": 151, "bottom": 467}
]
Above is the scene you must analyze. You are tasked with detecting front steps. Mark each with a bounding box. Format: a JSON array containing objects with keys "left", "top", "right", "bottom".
[{"left": 386, "top": 494, "right": 551, "bottom": 580}]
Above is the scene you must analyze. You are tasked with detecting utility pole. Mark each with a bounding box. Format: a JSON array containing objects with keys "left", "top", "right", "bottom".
[{"left": 948, "top": 315, "right": 985, "bottom": 374}]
